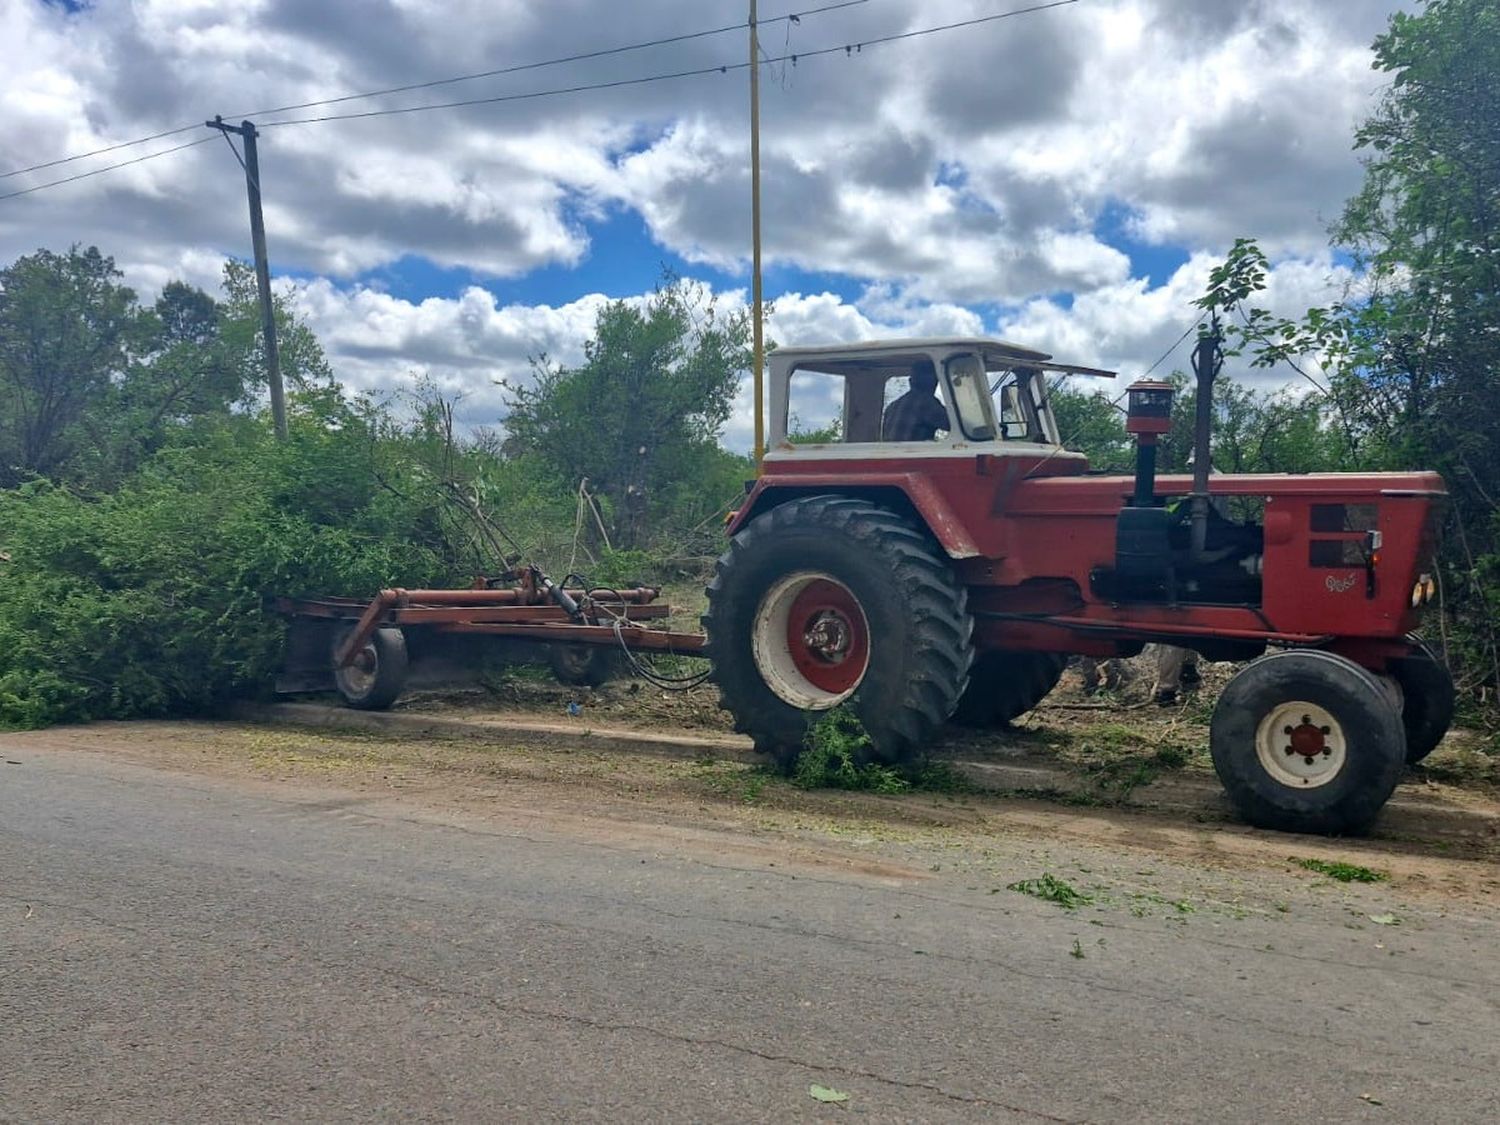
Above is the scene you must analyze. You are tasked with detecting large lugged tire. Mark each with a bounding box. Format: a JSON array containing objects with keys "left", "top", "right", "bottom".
[
  {"left": 332, "top": 625, "right": 409, "bottom": 710},
  {"left": 1390, "top": 637, "right": 1456, "bottom": 764},
  {"left": 952, "top": 651, "right": 1067, "bottom": 727},
  {"left": 1209, "top": 649, "right": 1406, "bottom": 835},
  {"left": 702, "top": 496, "right": 974, "bottom": 768}
]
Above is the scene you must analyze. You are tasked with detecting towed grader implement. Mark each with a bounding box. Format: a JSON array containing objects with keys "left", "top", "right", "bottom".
[
  {"left": 277, "top": 335, "right": 1455, "bottom": 837},
  {"left": 275, "top": 568, "right": 704, "bottom": 709}
]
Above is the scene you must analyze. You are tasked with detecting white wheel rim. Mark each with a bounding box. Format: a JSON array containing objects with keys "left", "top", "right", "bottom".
[
  {"left": 1255, "top": 701, "right": 1346, "bottom": 789},
  {"left": 751, "top": 571, "right": 871, "bottom": 710},
  {"left": 336, "top": 635, "right": 379, "bottom": 695}
]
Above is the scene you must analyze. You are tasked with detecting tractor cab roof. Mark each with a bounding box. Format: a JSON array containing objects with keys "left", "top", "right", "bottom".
[
  {"left": 772, "top": 337, "right": 1049, "bottom": 372},
  {"left": 769, "top": 337, "right": 1116, "bottom": 380}
]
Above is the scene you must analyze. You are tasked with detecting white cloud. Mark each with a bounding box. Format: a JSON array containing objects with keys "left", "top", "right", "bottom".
[{"left": 0, "top": 0, "right": 1406, "bottom": 448}]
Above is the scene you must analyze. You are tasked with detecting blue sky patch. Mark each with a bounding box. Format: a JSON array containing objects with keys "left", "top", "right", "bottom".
[{"left": 1094, "top": 198, "right": 1189, "bottom": 284}]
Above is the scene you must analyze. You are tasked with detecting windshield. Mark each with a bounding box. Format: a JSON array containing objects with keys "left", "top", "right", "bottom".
[{"left": 989, "top": 365, "right": 1059, "bottom": 444}]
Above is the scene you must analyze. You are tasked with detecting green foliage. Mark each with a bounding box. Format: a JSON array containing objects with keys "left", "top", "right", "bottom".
[
  {"left": 1155, "top": 371, "right": 1348, "bottom": 476},
  {"left": 1195, "top": 1, "right": 1500, "bottom": 703},
  {"left": 0, "top": 246, "right": 144, "bottom": 487},
  {"left": 808, "top": 1085, "right": 850, "bottom": 1105},
  {"left": 792, "top": 708, "right": 911, "bottom": 794},
  {"left": 0, "top": 404, "right": 453, "bottom": 729},
  {"left": 787, "top": 417, "right": 842, "bottom": 444},
  {"left": 0, "top": 248, "right": 322, "bottom": 493},
  {"left": 1006, "top": 873, "right": 1092, "bottom": 909},
  {"left": 0, "top": 248, "right": 762, "bottom": 730},
  {"left": 1295, "top": 858, "right": 1388, "bottom": 884},
  {"left": 588, "top": 548, "right": 657, "bottom": 588},
  {"left": 502, "top": 274, "right": 752, "bottom": 551},
  {"left": 1051, "top": 387, "right": 1132, "bottom": 471},
  {"left": 220, "top": 258, "right": 335, "bottom": 392}
]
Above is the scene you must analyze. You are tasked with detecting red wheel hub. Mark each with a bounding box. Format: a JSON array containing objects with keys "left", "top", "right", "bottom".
[
  {"left": 1285, "top": 717, "right": 1332, "bottom": 759},
  {"left": 785, "top": 579, "right": 870, "bottom": 695}
]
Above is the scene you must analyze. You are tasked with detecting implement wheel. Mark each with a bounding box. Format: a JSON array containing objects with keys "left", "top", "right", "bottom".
[
  {"left": 952, "top": 651, "right": 1067, "bottom": 727},
  {"left": 1210, "top": 650, "right": 1405, "bottom": 836},
  {"left": 702, "top": 496, "right": 973, "bottom": 769},
  {"left": 549, "top": 643, "right": 625, "bottom": 688},
  {"left": 1391, "top": 637, "right": 1456, "bottom": 764},
  {"left": 331, "top": 625, "right": 408, "bottom": 711}
]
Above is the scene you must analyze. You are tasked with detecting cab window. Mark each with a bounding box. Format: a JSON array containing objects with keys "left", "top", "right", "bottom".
[
  {"left": 943, "top": 354, "right": 995, "bottom": 440},
  {"left": 991, "top": 365, "right": 1051, "bottom": 443}
]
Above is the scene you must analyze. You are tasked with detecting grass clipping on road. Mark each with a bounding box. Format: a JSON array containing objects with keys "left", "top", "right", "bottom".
[{"left": 792, "top": 708, "right": 973, "bottom": 796}]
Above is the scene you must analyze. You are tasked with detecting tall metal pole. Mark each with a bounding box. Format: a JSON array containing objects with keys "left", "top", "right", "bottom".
[
  {"left": 207, "top": 116, "right": 287, "bottom": 440},
  {"left": 1189, "top": 315, "right": 1221, "bottom": 560},
  {"left": 749, "top": 0, "right": 766, "bottom": 466}
]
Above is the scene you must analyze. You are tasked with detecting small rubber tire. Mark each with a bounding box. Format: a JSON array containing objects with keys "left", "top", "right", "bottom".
[
  {"left": 1210, "top": 649, "right": 1406, "bottom": 836},
  {"left": 703, "top": 496, "right": 974, "bottom": 769},
  {"left": 951, "top": 651, "right": 1067, "bottom": 727},
  {"left": 332, "top": 625, "right": 409, "bottom": 711},
  {"left": 549, "top": 644, "right": 625, "bottom": 688},
  {"left": 1390, "top": 637, "right": 1456, "bottom": 764}
]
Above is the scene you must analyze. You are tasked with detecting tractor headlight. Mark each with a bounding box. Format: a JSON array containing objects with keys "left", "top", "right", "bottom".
[{"left": 1412, "top": 573, "right": 1437, "bottom": 607}]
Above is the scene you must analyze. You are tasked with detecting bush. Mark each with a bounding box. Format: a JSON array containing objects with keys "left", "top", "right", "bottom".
[{"left": 0, "top": 410, "right": 451, "bottom": 729}]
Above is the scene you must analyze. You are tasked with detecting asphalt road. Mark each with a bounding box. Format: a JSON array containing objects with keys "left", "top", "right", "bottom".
[{"left": 3, "top": 734, "right": 1498, "bottom": 1123}]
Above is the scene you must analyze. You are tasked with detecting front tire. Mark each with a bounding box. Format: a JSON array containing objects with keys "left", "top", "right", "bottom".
[
  {"left": 703, "top": 497, "right": 973, "bottom": 768},
  {"left": 1391, "top": 637, "right": 1456, "bottom": 764},
  {"left": 1210, "top": 650, "right": 1405, "bottom": 835}
]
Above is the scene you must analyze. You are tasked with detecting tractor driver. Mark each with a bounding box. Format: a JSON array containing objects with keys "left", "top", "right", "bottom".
[{"left": 882, "top": 360, "right": 949, "bottom": 442}]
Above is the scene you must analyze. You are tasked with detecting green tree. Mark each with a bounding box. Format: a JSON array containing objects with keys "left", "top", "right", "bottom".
[
  {"left": 0, "top": 249, "right": 310, "bottom": 490},
  {"left": 1196, "top": 0, "right": 1500, "bottom": 696},
  {"left": 1154, "top": 372, "right": 1345, "bottom": 476},
  {"left": 1050, "top": 386, "right": 1132, "bottom": 471},
  {"left": 502, "top": 275, "right": 752, "bottom": 549},
  {"left": 0, "top": 246, "right": 141, "bottom": 487},
  {"left": 220, "top": 258, "right": 334, "bottom": 391}
]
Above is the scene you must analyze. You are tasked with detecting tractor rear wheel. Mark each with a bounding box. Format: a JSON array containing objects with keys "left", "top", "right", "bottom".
[
  {"left": 951, "top": 651, "right": 1066, "bottom": 727},
  {"left": 703, "top": 496, "right": 974, "bottom": 769},
  {"left": 1209, "top": 649, "right": 1405, "bottom": 835},
  {"left": 331, "top": 625, "right": 409, "bottom": 711},
  {"left": 1391, "top": 637, "right": 1456, "bottom": 764}
]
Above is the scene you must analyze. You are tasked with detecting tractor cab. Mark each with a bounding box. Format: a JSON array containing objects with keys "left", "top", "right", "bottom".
[{"left": 767, "top": 338, "right": 1113, "bottom": 459}]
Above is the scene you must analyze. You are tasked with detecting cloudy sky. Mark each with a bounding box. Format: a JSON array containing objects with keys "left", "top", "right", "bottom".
[{"left": 1, "top": 0, "right": 1407, "bottom": 449}]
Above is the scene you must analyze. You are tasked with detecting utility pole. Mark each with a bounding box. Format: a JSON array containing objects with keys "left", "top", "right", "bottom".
[
  {"left": 206, "top": 116, "right": 287, "bottom": 440},
  {"left": 748, "top": 0, "right": 766, "bottom": 466}
]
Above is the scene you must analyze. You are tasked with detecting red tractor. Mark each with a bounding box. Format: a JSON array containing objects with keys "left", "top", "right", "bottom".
[{"left": 702, "top": 337, "right": 1452, "bottom": 835}]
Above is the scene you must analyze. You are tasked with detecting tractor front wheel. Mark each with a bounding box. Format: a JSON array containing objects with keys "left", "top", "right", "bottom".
[
  {"left": 1210, "top": 649, "right": 1405, "bottom": 835},
  {"left": 1391, "top": 637, "right": 1456, "bottom": 764},
  {"left": 703, "top": 496, "right": 974, "bottom": 769}
]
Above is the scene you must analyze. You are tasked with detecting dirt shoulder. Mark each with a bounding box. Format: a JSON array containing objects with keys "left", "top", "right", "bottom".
[{"left": 404, "top": 655, "right": 1500, "bottom": 793}]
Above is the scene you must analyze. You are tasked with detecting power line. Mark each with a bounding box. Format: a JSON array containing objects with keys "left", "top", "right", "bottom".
[
  {"left": 0, "top": 0, "right": 870, "bottom": 181},
  {"left": 1141, "top": 317, "right": 1202, "bottom": 379},
  {"left": 0, "top": 135, "right": 217, "bottom": 201},
  {"left": 0, "top": 123, "right": 200, "bottom": 181},
  {"left": 259, "top": 0, "right": 1080, "bottom": 128},
  {"left": 229, "top": 0, "right": 872, "bottom": 121},
  {"left": 0, "top": 0, "right": 1081, "bottom": 202}
]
